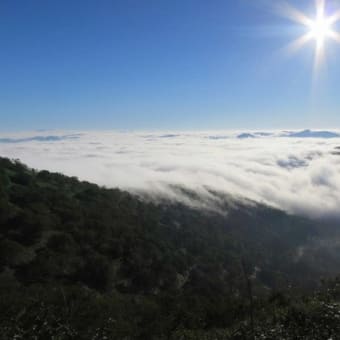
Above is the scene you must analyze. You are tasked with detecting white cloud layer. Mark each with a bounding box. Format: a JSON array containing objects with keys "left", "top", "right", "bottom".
[{"left": 1, "top": 130, "right": 340, "bottom": 218}]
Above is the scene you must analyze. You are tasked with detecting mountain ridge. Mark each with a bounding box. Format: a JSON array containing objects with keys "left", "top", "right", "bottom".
[{"left": 1, "top": 156, "right": 340, "bottom": 339}]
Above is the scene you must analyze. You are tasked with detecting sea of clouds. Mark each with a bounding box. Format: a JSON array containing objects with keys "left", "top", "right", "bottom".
[{"left": 1, "top": 129, "right": 340, "bottom": 218}]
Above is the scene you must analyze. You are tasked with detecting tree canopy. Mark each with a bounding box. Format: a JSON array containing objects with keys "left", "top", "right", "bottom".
[{"left": 1, "top": 157, "right": 340, "bottom": 339}]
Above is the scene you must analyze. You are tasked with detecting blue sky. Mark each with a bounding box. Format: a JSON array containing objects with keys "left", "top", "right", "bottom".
[{"left": 1, "top": 0, "right": 340, "bottom": 131}]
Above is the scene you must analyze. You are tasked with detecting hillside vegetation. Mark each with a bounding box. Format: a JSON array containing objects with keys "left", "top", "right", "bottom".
[{"left": 1, "top": 157, "right": 340, "bottom": 339}]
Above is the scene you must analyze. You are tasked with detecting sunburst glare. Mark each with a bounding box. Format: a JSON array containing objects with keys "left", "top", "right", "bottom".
[{"left": 279, "top": 0, "right": 340, "bottom": 71}]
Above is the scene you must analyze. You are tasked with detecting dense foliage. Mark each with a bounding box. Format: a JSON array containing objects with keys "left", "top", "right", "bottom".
[{"left": 1, "top": 157, "right": 340, "bottom": 339}]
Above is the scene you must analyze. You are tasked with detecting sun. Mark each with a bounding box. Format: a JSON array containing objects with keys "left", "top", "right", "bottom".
[
  {"left": 278, "top": 0, "right": 340, "bottom": 69},
  {"left": 306, "top": 2, "right": 335, "bottom": 52},
  {"left": 308, "top": 13, "right": 333, "bottom": 49}
]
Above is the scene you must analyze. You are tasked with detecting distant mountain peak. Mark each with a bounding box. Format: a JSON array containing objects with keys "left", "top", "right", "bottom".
[
  {"left": 237, "top": 133, "right": 256, "bottom": 139},
  {"left": 285, "top": 129, "right": 340, "bottom": 138}
]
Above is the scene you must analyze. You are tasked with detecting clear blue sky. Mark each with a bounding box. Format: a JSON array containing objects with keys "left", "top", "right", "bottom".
[{"left": 1, "top": 0, "right": 340, "bottom": 131}]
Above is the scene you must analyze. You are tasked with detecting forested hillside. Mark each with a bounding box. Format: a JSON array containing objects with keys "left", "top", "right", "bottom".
[{"left": 1, "top": 157, "right": 340, "bottom": 339}]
